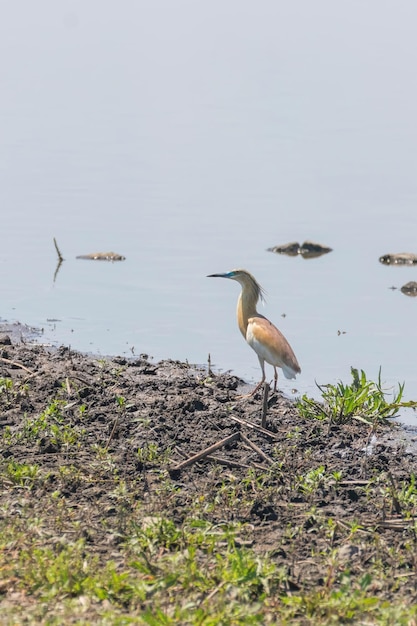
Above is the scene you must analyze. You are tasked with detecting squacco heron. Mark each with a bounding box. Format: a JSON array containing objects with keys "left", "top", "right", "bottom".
[{"left": 207, "top": 269, "right": 301, "bottom": 396}]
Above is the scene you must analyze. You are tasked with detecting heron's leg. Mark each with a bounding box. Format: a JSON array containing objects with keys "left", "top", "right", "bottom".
[
  {"left": 237, "top": 358, "right": 265, "bottom": 399},
  {"left": 248, "top": 357, "right": 266, "bottom": 397},
  {"left": 273, "top": 367, "right": 278, "bottom": 392},
  {"left": 248, "top": 379, "right": 264, "bottom": 397}
]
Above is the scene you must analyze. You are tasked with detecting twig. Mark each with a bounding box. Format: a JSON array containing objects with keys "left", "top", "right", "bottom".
[
  {"left": 355, "top": 515, "right": 417, "bottom": 531},
  {"left": 229, "top": 414, "right": 279, "bottom": 440},
  {"left": 170, "top": 432, "right": 240, "bottom": 473},
  {"left": 69, "top": 375, "right": 95, "bottom": 388},
  {"left": 374, "top": 519, "right": 415, "bottom": 531},
  {"left": 175, "top": 446, "right": 267, "bottom": 471},
  {"left": 207, "top": 454, "right": 267, "bottom": 471},
  {"left": 240, "top": 432, "right": 274, "bottom": 465},
  {"left": 336, "top": 519, "right": 372, "bottom": 535},
  {"left": 337, "top": 480, "right": 369, "bottom": 487},
  {"left": 387, "top": 471, "right": 402, "bottom": 515},
  {"left": 106, "top": 415, "right": 120, "bottom": 449},
  {"left": 261, "top": 382, "right": 270, "bottom": 428},
  {"left": 175, "top": 446, "right": 188, "bottom": 459},
  {"left": 207, "top": 353, "right": 214, "bottom": 377},
  {"left": 0, "top": 356, "right": 36, "bottom": 376},
  {"left": 200, "top": 581, "right": 227, "bottom": 605},
  {"left": 53, "top": 237, "right": 64, "bottom": 262},
  {"left": 206, "top": 455, "right": 256, "bottom": 471}
]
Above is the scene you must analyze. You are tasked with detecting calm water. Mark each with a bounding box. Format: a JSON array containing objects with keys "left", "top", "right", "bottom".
[{"left": 1, "top": 2, "right": 417, "bottom": 419}]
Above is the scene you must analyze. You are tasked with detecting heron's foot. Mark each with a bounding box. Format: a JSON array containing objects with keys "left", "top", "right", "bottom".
[
  {"left": 236, "top": 381, "right": 264, "bottom": 399},
  {"left": 236, "top": 392, "right": 254, "bottom": 400}
]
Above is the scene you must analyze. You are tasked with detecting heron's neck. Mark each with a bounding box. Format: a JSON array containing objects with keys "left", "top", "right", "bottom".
[{"left": 236, "top": 291, "right": 258, "bottom": 337}]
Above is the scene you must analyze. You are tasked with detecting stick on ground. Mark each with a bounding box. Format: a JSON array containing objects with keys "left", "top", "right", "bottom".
[
  {"left": 240, "top": 432, "right": 275, "bottom": 465},
  {"left": 170, "top": 432, "right": 240, "bottom": 473},
  {"left": 229, "top": 415, "right": 280, "bottom": 440}
]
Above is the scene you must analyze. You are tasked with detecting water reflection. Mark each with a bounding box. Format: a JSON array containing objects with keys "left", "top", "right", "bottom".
[
  {"left": 53, "top": 258, "right": 64, "bottom": 284},
  {"left": 52, "top": 238, "right": 65, "bottom": 283}
]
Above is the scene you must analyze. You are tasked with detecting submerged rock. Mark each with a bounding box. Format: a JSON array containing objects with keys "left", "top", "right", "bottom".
[
  {"left": 267, "top": 241, "right": 332, "bottom": 259},
  {"left": 401, "top": 281, "right": 417, "bottom": 297},
  {"left": 267, "top": 241, "right": 300, "bottom": 256},
  {"left": 76, "top": 252, "right": 126, "bottom": 261},
  {"left": 299, "top": 241, "right": 333, "bottom": 259},
  {"left": 379, "top": 253, "right": 417, "bottom": 266}
]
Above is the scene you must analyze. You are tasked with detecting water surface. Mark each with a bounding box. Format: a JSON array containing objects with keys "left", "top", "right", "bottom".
[{"left": 1, "top": 1, "right": 417, "bottom": 420}]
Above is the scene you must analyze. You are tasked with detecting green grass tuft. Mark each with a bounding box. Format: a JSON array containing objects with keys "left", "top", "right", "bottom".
[{"left": 297, "top": 367, "right": 417, "bottom": 424}]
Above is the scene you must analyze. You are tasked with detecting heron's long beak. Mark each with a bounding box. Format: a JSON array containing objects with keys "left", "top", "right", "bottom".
[{"left": 207, "top": 272, "right": 232, "bottom": 279}]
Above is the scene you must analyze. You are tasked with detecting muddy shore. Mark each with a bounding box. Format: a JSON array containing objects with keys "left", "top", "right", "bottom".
[{"left": 1, "top": 322, "right": 417, "bottom": 620}]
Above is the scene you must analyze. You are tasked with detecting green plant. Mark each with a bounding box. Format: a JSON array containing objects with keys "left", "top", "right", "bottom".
[
  {"left": 331, "top": 470, "right": 343, "bottom": 485},
  {"left": 297, "top": 367, "right": 417, "bottom": 424},
  {"left": 5, "top": 460, "right": 40, "bottom": 487},
  {"left": 0, "top": 376, "right": 13, "bottom": 400},
  {"left": 0, "top": 377, "right": 27, "bottom": 405},
  {"left": 14, "top": 399, "right": 83, "bottom": 447},
  {"left": 297, "top": 465, "right": 326, "bottom": 497},
  {"left": 375, "top": 472, "right": 417, "bottom": 518},
  {"left": 116, "top": 395, "right": 126, "bottom": 409},
  {"left": 2, "top": 425, "right": 13, "bottom": 444},
  {"left": 137, "top": 442, "right": 171, "bottom": 466}
]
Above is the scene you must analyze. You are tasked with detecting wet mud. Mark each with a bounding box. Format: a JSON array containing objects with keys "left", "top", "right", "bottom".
[{"left": 1, "top": 331, "right": 417, "bottom": 604}]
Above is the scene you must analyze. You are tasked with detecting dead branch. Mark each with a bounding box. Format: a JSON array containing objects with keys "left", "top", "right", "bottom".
[
  {"left": 170, "top": 432, "right": 240, "bottom": 473},
  {"left": 0, "top": 356, "right": 36, "bottom": 376},
  {"left": 53, "top": 237, "right": 64, "bottom": 262},
  {"left": 240, "top": 432, "right": 275, "bottom": 465},
  {"left": 106, "top": 415, "right": 120, "bottom": 449},
  {"left": 229, "top": 414, "right": 280, "bottom": 440},
  {"left": 175, "top": 445, "right": 267, "bottom": 471}
]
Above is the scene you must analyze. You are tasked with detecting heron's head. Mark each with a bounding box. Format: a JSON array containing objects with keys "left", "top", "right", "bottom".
[{"left": 207, "top": 269, "right": 266, "bottom": 303}]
